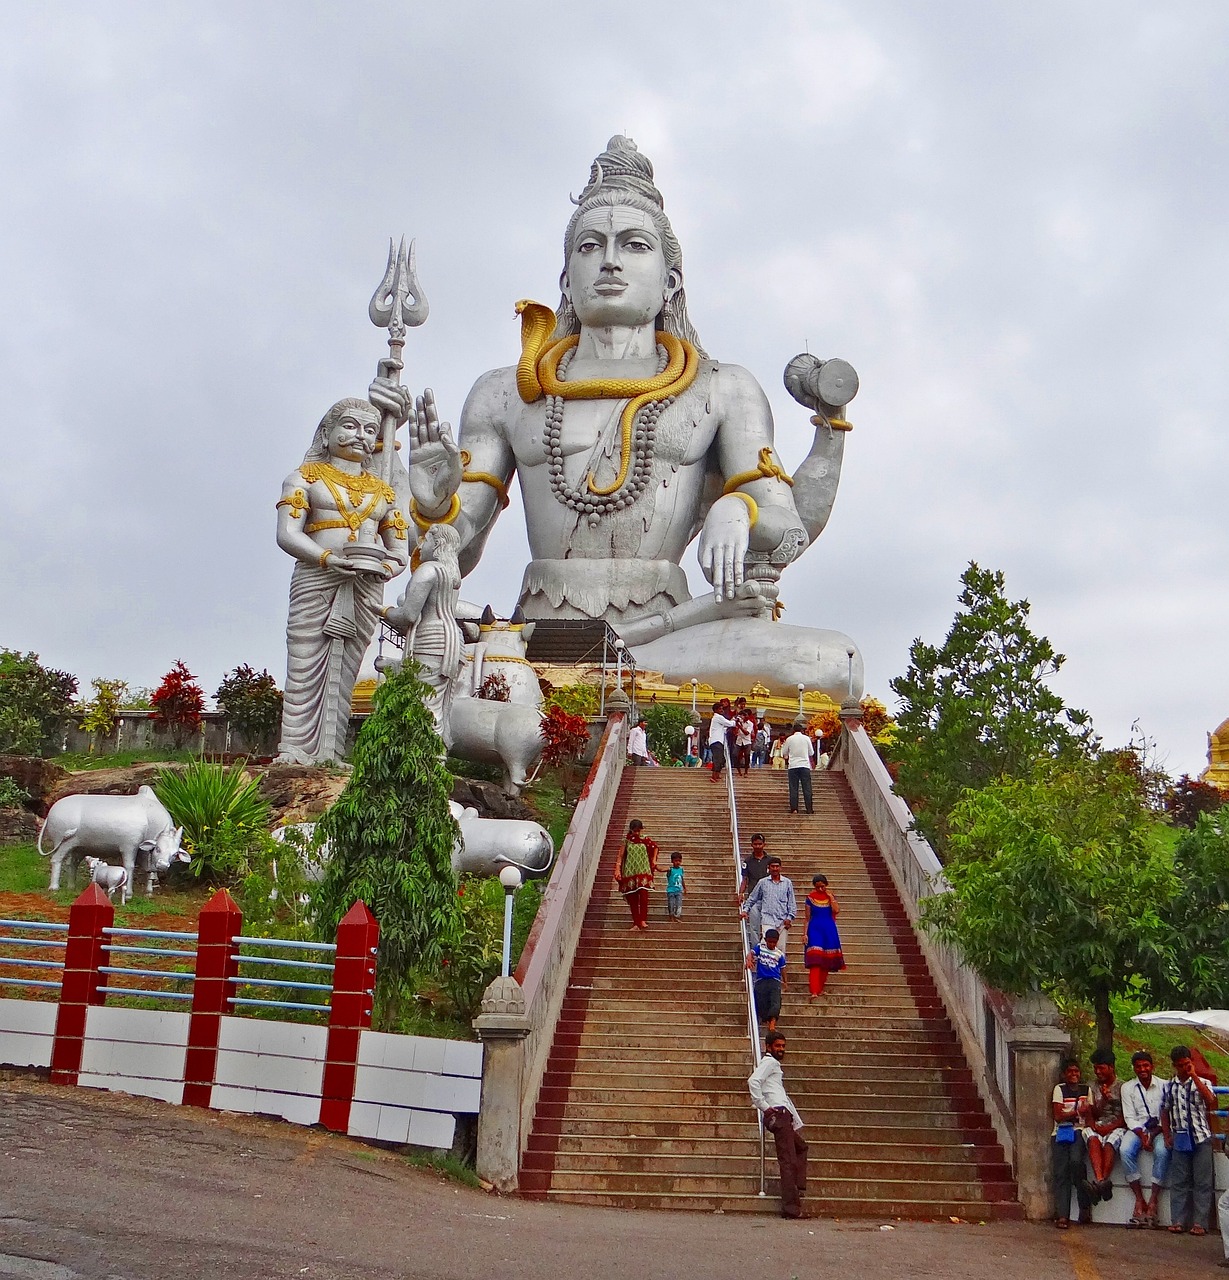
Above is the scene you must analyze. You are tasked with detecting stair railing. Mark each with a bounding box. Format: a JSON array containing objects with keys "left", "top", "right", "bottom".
[{"left": 725, "top": 757, "right": 768, "bottom": 1198}]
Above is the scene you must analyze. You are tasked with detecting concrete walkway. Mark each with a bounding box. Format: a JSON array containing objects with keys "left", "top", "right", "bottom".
[{"left": 0, "top": 1074, "right": 1222, "bottom": 1280}]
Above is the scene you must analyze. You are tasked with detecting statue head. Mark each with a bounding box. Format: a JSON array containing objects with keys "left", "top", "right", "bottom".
[
  {"left": 554, "top": 136, "right": 705, "bottom": 355},
  {"left": 303, "top": 398, "right": 381, "bottom": 468},
  {"left": 419, "top": 520, "right": 461, "bottom": 568}
]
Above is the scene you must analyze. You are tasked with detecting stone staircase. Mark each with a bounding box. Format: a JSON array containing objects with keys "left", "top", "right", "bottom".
[{"left": 519, "top": 766, "right": 1020, "bottom": 1218}]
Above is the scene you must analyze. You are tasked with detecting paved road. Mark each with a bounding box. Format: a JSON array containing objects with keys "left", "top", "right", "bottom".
[{"left": 1, "top": 1075, "right": 1223, "bottom": 1280}]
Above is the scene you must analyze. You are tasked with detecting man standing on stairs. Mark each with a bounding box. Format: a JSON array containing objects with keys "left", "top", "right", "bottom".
[
  {"left": 782, "top": 724, "right": 815, "bottom": 814},
  {"left": 708, "top": 701, "right": 736, "bottom": 783},
  {"left": 748, "top": 1029, "right": 808, "bottom": 1219},
  {"left": 737, "top": 833, "right": 772, "bottom": 947},
  {"left": 741, "top": 855, "right": 797, "bottom": 949}
]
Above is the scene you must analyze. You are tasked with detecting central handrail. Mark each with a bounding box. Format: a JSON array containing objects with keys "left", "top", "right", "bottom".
[{"left": 725, "top": 751, "right": 767, "bottom": 1198}]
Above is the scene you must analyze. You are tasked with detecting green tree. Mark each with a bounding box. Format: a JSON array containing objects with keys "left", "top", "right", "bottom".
[
  {"left": 1150, "top": 805, "right": 1229, "bottom": 1009},
  {"left": 312, "top": 663, "right": 461, "bottom": 1009},
  {"left": 0, "top": 649, "right": 78, "bottom": 755},
  {"left": 643, "top": 703, "right": 693, "bottom": 762},
  {"left": 215, "top": 665, "right": 284, "bottom": 753},
  {"left": 889, "top": 563, "right": 1093, "bottom": 855},
  {"left": 79, "top": 678, "right": 129, "bottom": 749},
  {"left": 920, "top": 758, "right": 1176, "bottom": 1051}
]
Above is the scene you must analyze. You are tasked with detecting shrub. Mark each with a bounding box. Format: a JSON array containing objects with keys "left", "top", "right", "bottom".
[
  {"left": 0, "top": 777, "right": 30, "bottom": 808},
  {"left": 215, "top": 665, "right": 283, "bottom": 753},
  {"left": 539, "top": 704, "right": 590, "bottom": 767},
  {"left": 153, "top": 760, "right": 271, "bottom": 875},
  {"left": 1166, "top": 774, "right": 1227, "bottom": 829},
  {"left": 477, "top": 672, "right": 510, "bottom": 702},
  {"left": 643, "top": 703, "right": 692, "bottom": 761},
  {"left": 151, "top": 661, "right": 206, "bottom": 747},
  {"left": 0, "top": 649, "right": 78, "bottom": 755},
  {"left": 80, "top": 678, "right": 129, "bottom": 746},
  {"left": 545, "top": 683, "right": 600, "bottom": 717}
]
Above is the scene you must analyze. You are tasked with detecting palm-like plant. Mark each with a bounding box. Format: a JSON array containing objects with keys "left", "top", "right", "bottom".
[{"left": 153, "top": 760, "right": 271, "bottom": 857}]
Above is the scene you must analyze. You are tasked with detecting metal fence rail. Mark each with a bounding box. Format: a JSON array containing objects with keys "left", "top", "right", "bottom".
[
  {"left": 97, "top": 925, "right": 199, "bottom": 1006},
  {"left": 0, "top": 918, "right": 68, "bottom": 994},
  {"left": 230, "top": 935, "right": 339, "bottom": 1017}
]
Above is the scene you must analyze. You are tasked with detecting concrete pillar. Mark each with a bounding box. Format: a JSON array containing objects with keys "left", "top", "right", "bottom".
[
  {"left": 1007, "top": 992, "right": 1071, "bottom": 1221},
  {"left": 473, "top": 976, "right": 531, "bottom": 1192}
]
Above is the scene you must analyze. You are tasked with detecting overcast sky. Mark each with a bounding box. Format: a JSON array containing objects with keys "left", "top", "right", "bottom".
[{"left": 2, "top": 2, "right": 1226, "bottom": 777}]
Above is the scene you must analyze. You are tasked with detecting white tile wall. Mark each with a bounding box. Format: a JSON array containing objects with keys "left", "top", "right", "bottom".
[{"left": 0, "top": 998, "right": 58, "bottom": 1036}]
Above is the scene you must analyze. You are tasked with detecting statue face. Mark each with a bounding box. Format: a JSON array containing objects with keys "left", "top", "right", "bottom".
[
  {"left": 563, "top": 205, "right": 679, "bottom": 329},
  {"left": 325, "top": 410, "right": 379, "bottom": 461}
]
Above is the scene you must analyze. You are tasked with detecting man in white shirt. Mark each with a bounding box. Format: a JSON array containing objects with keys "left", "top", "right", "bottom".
[
  {"left": 627, "top": 717, "right": 650, "bottom": 766},
  {"left": 1120, "top": 1049, "right": 1170, "bottom": 1226},
  {"left": 708, "top": 702, "right": 736, "bottom": 783},
  {"left": 747, "top": 1029, "right": 807, "bottom": 1218},
  {"left": 782, "top": 726, "right": 815, "bottom": 814}
]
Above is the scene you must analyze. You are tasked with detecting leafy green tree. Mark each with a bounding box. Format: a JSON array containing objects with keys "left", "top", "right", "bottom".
[
  {"left": 0, "top": 649, "right": 78, "bottom": 755},
  {"left": 920, "top": 758, "right": 1176, "bottom": 1051},
  {"left": 642, "top": 703, "right": 693, "bottom": 762},
  {"left": 890, "top": 563, "right": 1093, "bottom": 855},
  {"left": 544, "top": 682, "right": 600, "bottom": 717},
  {"left": 79, "top": 678, "right": 129, "bottom": 748},
  {"left": 215, "top": 665, "right": 284, "bottom": 753},
  {"left": 313, "top": 663, "right": 461, "bottom": 1008},
  {"left": 1150, "top": 806, "right": 1229, "bottom": 1009}
]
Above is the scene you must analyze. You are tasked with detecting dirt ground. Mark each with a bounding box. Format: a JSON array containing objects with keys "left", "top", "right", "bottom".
[{"left": 1, "top": 1073, "right": 1224, "bottom": 1280}]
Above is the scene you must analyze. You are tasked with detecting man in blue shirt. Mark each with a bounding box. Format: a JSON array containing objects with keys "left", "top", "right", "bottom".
[{"left": 741, "top": 856, "right": 797, "bottom": 950}]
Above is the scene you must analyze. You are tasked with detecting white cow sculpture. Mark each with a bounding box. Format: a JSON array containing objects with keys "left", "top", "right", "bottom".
[
  {"left": 83, "top": 856, "right": 129, "bottom": 901},
  {"left": 38, "top": 786, "right": 189, "bottom": 903}
]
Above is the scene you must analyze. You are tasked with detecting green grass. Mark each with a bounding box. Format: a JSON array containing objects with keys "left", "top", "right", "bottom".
[
  {"left": 523, "top": 773, "right": 573, "bottom": 852},
  {"left": 0, "top": 841, "right": 211, "bottom": 920},
  {"left": 400, "top": 1148, "right": 481, "bottom": 1188},
  {"left": 55, "top": 749, "right": 197, "bottom": 772},
  {"left": 1111, "top": 991, "right": 1229, "bottom": 1081}
]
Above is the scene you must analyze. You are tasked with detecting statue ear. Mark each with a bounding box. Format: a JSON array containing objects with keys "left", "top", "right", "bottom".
[
  {"left": 559, "top": 269, "right": 571, "bottom": 300},
  {"left": 664, "top": 265, "right": 683, "bottom": 305}
]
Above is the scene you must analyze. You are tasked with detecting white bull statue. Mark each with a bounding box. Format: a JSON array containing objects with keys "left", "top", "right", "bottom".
[
  {"left": 275, "top": 804, "right": 554, "bottom": 883},
  {"left": 38, "top": 786, "right": 189, "bottom": 904}
]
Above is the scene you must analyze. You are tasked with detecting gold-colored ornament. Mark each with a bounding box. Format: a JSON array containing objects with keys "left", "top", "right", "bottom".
[
  {"left": 299, "top": 462, "right": 394, "bottom": 542},
  {"left": 379, "top": 509, "right": 409, "bottom": 541},
  {"left": 410, "top": 493, "right": 462, "bottom": 532},
  {"left": 723, "top": 447, "right": 793, "bottom": 496},
  {"left": 276, "top": 488, "right": 310, "bottom": 519},
  {"left": 459, "top": 449, "right": 511, "bottom": 509}
]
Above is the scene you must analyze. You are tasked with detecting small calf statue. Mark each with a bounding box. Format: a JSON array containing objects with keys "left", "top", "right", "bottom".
[
  {"left": 38, "top": 785, "right": 189, "bottom": 904},
  {"left": 83, "top": 856, "right": 129, "bottom": 901}
]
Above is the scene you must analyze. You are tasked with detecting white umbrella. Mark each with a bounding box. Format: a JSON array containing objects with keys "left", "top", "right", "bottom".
[{"left": 1132, "top": 1010, "right": 1229, "bottom": 1057}]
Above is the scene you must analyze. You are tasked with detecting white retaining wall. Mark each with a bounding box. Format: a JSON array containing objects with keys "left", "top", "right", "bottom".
[
  {"left": 0, "top": 998, "right": 56, "bottom": 1069},
  {"left": 0, "top": 998, "right": 482, "bottom": 1150}
]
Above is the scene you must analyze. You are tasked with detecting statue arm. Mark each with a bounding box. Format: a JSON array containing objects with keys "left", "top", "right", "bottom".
[
  {"left": 450, "top": 370, "right": 517, "bottom": 577},
  {"left": 711, "top": 365, "right": 806, "bottom": 554},
  {"left": 275, "top": 472, "right": 340, "bottom": 569},
  {"left": 789, "top": 419, "right": 846, "bottom": 544}
]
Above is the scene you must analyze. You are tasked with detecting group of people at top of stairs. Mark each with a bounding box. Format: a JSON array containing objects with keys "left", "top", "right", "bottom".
[
  {"left": 612, "top": 819, "right": 685, "bottom": 931},
  {"left": 705, "top": 700, "right": 829, "bottom": 799},
  {"left": 1051, "top": 1043, "right": 1229, "bottom": 1262},
  {"left": 738, "top": 834, "right": 845, "bottom": 1030},
  {"left": 624, "top": 697, "right": 831, "bottom": 779}
]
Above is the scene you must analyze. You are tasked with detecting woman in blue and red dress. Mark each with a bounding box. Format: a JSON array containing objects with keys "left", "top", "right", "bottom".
[{"left": 803, "top": 873, "right": 845, "bottom": 997}]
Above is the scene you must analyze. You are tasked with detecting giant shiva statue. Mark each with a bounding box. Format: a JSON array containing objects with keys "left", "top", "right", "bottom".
[{"left": 369, "top": 136, "right": 863, "bottom": 702}]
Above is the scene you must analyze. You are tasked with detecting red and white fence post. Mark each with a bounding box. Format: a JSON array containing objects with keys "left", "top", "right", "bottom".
[
  {"left": 182, "top": 889, "right": 243, "bottom": 1108},
  {"left": 319, "top": 901, "right": 379, "bottom": 1133},
  {"left": 50, "top": 884, "right": 114, "bottom": 1085}
]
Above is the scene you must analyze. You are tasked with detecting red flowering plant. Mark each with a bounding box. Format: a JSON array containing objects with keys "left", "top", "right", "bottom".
[
  {"left": 539, "top": 704, "right": 590, "bottom": 767},
  {"left": 151, "top": 660, "right": 206, "bottom": 748}
]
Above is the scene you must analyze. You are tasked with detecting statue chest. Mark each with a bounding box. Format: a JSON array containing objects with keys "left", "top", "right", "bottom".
[{"left": 507, "top": 364, "right": 717, "bottom": 477}]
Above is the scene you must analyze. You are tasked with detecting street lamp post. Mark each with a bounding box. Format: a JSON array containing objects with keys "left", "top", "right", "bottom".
[
  {"left": 690, "top": 677, "right": 698, "bottom": 716},
  {"left": 796, "top": 682, "right": 806, "bottom": 722},
  {"left": 498, "top": 865, "right": 522, "bottom": 979}
]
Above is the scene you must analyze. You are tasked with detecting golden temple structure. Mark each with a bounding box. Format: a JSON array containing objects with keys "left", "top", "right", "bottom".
[{"left": 1201, "top": 716, "right": 1229, "bottom": 789}]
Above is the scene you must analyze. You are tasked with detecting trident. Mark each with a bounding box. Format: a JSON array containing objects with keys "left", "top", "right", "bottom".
[{"left": 369, "top": 237, "right": 429, "bottom": 485}]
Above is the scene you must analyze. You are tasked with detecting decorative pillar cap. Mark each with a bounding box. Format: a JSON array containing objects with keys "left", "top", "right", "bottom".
[
  {"left": 473, "top": 976, "right": 531, "bottom": 1039},
  {"left": 606, "top": 687, "right": 631, "bottom": 710}
]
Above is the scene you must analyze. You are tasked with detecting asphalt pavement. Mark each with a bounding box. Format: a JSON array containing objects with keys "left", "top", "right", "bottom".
[{"left": 1, "top": 1073, "right": 1224, "bottom": 1280}]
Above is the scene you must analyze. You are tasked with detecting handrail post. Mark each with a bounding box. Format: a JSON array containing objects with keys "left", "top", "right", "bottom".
[
  {"left": 320, "top": 900, "right": 379, "bottom": 1133},
  {"left": 50, "top": 884, "right": 113, "bottom": 1085},
  {"left": 183, "top": 888, "right": 243, "bottom": 1108}
]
